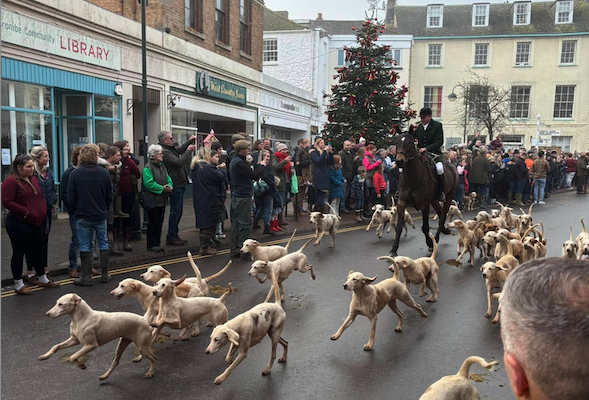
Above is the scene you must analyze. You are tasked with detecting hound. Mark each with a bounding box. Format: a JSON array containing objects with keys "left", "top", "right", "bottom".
[{"left": 241, "top": 230, "right": 297, "bottom": 262}]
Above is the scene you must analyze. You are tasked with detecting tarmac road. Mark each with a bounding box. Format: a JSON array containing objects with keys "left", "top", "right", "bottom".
[{"left": 1, "top": 192, "right": 586, "bottom": 400}]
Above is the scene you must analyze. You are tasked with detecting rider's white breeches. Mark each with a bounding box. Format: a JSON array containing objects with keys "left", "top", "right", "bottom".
[{"left": 436, "top": 162, "right": 444, "bottom": 175}]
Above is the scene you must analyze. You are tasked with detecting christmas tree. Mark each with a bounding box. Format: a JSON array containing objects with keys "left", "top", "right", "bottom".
[{"left": 321, "top": 17, "right": 416, "bottom": 150}]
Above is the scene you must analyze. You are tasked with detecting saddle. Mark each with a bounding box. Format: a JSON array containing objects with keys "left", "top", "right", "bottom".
[{"left": 419, "top": 152, "right": 439, "bottom": 180}]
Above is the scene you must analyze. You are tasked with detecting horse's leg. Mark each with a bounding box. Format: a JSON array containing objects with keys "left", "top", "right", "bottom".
[
  {"left": 389, "top": 201, "right": 407, "bottom": 257},
  {"left": 432, "top": 199, "right": 451, "bottom": 243},
  {"left": 421, "top": 206, "right": 433, "bottom": 251}
]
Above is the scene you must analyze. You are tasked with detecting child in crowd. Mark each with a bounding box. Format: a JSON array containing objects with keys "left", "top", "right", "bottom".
[
  {"left": 351, "top": 166, "right": 367, "bottom": 222},
  {"left": 372, "top": 162, "right": 386, "bottom": 206},
  {"left": 270, "top": 176, "right": 283, "bottom": 232},
  {"left": 329, "top": 155, "right": 346, "bottom": 217}
]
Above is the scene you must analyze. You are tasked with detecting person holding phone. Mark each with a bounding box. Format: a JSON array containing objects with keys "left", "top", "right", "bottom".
[{"left": 142, "top": 144, "right": 173, "bottom": 252}]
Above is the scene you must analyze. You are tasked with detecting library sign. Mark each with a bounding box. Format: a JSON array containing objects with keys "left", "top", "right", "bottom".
[
  {"left": 1, "top": 9, "right": 121, "bottom": 70},
  {"left": 196, "top": 71, "right": 246, "bottom": 105}
]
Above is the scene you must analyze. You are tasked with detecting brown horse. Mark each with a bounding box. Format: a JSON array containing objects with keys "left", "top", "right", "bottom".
[{"left": 390, "top": 133, "right": 458, "bottom": 257}]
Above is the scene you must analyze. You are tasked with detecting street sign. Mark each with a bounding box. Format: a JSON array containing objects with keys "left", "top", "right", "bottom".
[{"left": 539, "top": 130, "right": 560, "bottom": 136}]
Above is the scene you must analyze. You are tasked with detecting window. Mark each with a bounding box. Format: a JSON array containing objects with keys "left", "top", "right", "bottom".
[
  {"left": 424, "top": 87, "right": 443, "bottom": 118},
  {"left": 384, "top": 49, "right": 402, "bottom": 67},
  {"left": 510, "top": 86, "right": 531, "bottom": 119},
  {"left": 337, "top": 49, "right": 351, "bottom": 67},
  {"left": 428, "top": 44, "right": 442, "bottom": 66},
  {"left": 560, "top": 40, "right": 576, "bottom": 64},
  {"left": 513, "top": 2, "right": 530, "bottom": 25},
  {"left": 427, "top": 5, "right": 443, "bottom": 28},
  {"left": 474, "top": 43, "right": 489, "bottom": 66},
  {"left": 553, "top": 85, "right": 575, "bottom": 118},
  {"left": 263, "top": 39, "right": 278, "bottom": 62},
  {"left": 239, "top": 0, "right": 250, "bottom": 54},
  {"left": 184, "top": 0, "right": 203, "bottom": 32},
  {"left": 472, "top": 4, "right": 489, "bottom": 27},
  {"left": 515, "top": 42, "right": 531, "bottom": 66},
  {"left": 215, "top": 0, "right": 228, "bottom": 43},
  {"left": 555, "top": 1, "right": 573, "bottom": 24}
]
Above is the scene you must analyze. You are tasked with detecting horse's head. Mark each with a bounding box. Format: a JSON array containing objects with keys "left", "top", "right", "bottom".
[{"left": 394, "top": 133, "right": 416, "bottom": 162}]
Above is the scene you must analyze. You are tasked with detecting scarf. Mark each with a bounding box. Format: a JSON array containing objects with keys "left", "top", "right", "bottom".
[{"left": 274, "top": 151, "right": 291, "bottom": 178}]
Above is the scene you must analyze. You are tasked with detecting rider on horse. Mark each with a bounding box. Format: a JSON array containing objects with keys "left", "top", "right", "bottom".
[{"left": 411, "top": 107, "right": 446, "bottom": 203}]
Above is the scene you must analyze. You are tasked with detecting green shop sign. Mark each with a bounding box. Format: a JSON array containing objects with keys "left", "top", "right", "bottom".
[{"left": 196, "top": 72, "right": 246, "bottom": 105}]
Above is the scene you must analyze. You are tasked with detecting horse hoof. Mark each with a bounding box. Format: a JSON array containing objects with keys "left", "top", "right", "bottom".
[
  {"left": 441, "top": 228, "right": 451, "bottom": 235},
  {"left": 389, "top": 251, "right": 397, "bottom": 257}
]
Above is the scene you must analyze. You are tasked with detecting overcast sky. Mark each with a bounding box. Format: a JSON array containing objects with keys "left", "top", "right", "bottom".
[{"left": 265, "top": 0, "right": 546, "bottom": 20}]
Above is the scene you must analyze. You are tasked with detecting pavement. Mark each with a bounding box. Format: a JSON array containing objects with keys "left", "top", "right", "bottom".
[{"left": 1, "top": 190, "right": 586, "bottom": 399}]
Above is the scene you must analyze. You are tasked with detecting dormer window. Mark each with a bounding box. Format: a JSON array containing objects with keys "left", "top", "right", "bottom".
[
  {"left": 555, "top": 1, "right": 573, "bottom": 24},
  {"left": 472, "top": 4, "right": 489, "bottom": 27},
  {"left": 513, "top": 2, "right": 531, "bottom": 25},
  {"left": 427, "top": 5, "right": 444, "bottom": 28}
]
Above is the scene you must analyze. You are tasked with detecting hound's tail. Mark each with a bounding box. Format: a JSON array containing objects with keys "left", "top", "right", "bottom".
[
  {"left": 522, "top": 223, "right": 540, "bottom": 240},
  {"left": 429, "top": 232, "right": 437, "bottom": 259},
  {"left": 297, "top": 237, "right": 314, "bottom": 254},
  {"left": 570, "top": 226, "right": 574, "bottom": 241},
  {"left": 325, "top": 202, "right": 342, "bottom": 219},
  {"left": 218, "top": 283, "right": 234, "bottom": 303},
  {"left": 204, "top": 260, "right": 233, "bottom": 284},
  {"left": 581, "top": 217, "right": 586, "bottom": 234},
  {"left": 377, "top": 256, "right": 400, "bottom": 280},
  {"left": 187, "top": 252, "right": 203, "bottom": 287},
  {"left": 284, "top": 229, "right": 297, "bottom": 252},
  {"left": 457, "top": 356, "right": 498, "bottom": 378},
  {"left": 499, "top": 234, "right": 513, "bottom": 258}
]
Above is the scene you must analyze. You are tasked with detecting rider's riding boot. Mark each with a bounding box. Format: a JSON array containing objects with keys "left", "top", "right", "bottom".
[{"left": 437, "top": 174, "right": 446, "bottom": 203}]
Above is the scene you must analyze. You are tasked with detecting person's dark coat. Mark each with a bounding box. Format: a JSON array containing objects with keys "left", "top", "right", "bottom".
[
  {"left": 162, "top": 140, "right": 193, "bottom": 189},
  {"left": 61, "top": 166, "right": 76, "bottom": 215},
  {"left": 411, "top": 119, "right": 444, "bottom": 162},
  {"left": 339, "top": 149, "right": 354, "bottom": 181},
  {"left": 68, "top": 162, "right": 113, "bottom": 222},
  {"left": 310, "top": 149, "right": 333, "bottom": 190},
  {"left": 33, "top": 169, "right": 57, "bottom": 212},
  {"left": 470, "top": 155, "right": 491, "bottom": 185},
  {"left": 191, "top": 162, "right": 227, "bottom": 229},
  {"left": 229, "top": 154, "right": 267, "bottom": 197},
  {"left": 514, "top": 157, "right": 529, "bottom": 181}
]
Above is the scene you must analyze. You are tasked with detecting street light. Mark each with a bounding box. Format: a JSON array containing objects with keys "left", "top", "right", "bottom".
[{"left": 448, "top": 84, "right": 469, "bottom": 143}]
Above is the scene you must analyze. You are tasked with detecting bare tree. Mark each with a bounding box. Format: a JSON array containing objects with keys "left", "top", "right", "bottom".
[{"left": 454, "top": 70, "right": 513, "bottom": 142}]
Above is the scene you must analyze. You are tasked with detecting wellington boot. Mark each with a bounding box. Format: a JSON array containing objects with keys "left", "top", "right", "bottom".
[
  {"left": 73, "top": 252, "right": 93, "bottom": 286},
  {"left": 514, "top": 194, "right": 525, "bottom": 207},
  {"left": 100, "top": 249, "right": 111, "bottom": 283},
  {"left": 269, "top": 220, "right": 279, "bottom": 232},
  {"left": 113, "top": 196, "right": 129, "bottom": 218},
  {"left": 355, "top": 212, "right": 363, "bottom": 223},
  {"left": 507, "top": 191, "right": 514, "bottom": 204},
  {"left": 108, "top": 238, "right": 124, "bottom": 256}
]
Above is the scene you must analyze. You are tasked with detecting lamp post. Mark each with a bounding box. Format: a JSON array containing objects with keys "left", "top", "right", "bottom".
[
  {"left": 448, "top": 84, "right": 469, "bottom": 144},
  {"left": 141, "top": 0, "right": 148, "bottom": 164}
]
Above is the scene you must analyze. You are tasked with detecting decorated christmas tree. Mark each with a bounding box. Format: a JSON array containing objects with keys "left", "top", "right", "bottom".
[{"left": 321, "top": 16, "right": 416, "bottom": 150}]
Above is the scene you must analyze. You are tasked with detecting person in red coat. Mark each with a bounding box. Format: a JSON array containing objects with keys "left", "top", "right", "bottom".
[
  {"left": 372, "top": 162, "right": 387, "bottom": 206},
  {"left": 1, "top": 154, "right": 60, "bottom": 294}
]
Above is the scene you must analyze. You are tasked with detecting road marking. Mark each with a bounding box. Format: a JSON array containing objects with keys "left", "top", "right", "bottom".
[{"left": 1, "top": 215, "right": 429, "bottom": 299}]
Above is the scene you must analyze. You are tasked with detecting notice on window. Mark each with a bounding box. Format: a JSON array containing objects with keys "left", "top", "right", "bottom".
[{"left": 2, "top": 149, "right": 11, "bottom": 165}]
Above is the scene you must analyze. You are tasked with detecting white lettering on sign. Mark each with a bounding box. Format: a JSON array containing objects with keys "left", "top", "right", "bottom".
[{"left": 1, "top": 9, "right": 121, "bottom": 71}]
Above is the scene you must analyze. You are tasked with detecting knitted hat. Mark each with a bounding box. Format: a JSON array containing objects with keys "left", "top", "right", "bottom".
[
  {"left": 276, "top": 143, "right": 288, "bottom": 152},
  {"left": 233, "top": 140, "right": 251, "bottom": 152}
]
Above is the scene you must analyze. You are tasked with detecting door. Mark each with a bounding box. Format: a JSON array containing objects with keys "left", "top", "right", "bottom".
[{"left": 57, "top": 92, "right": 92, "bottom": 174}]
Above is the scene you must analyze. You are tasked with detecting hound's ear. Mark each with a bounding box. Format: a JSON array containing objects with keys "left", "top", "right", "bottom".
[
  {"left": 226, "top": 328, "right": 240, "bottom": 346},
  {"left": 163, "top": 270, "right": 172, "bottom": 278},
  {"left": 495, "top": 265, "right": 507, "bottom": 271},
  {"left": 259, "top": 261, "right": 268, "bottom": 267},
  {"left": 252, "top": 240, "right": 261, "bottom": 247},
  {"left": 348, "top": 270, "right": 355, "bottom": 276},
  {"left": 363, "top": 276, "right": 377, "bottom": 284},
  {"left": 372, "top": 205, "right": 376, "bottom": 210},
  {"left": 318, "top": 213, "right": 324, "bottom": 219},
  {"left": 174, "top": 275, "right": 187, "bottom": 286},
  {"left": 129, "top": 282, "right": 137, "bottom": 291},
  {"left": 494, "top": 226, "right": 500, "bottom": 232},
  {"left": 71, "top": 294, "right": 82, "bottom": 305}
]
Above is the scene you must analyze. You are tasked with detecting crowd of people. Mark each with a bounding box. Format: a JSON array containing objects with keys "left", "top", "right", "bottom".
[
  {"left": 2, "top": 126, "right": 588, "bottom": 294},
  {"left": 447, "top": 132, "right": 589, "bottom": 209}
]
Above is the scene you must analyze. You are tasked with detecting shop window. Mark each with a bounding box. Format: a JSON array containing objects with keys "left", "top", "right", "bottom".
[
  {"left": 95, "top": 95, "right": 120, "bottom": 118},
  {"left": 95, "top": 120, "right": 121, "bottom": 146}
]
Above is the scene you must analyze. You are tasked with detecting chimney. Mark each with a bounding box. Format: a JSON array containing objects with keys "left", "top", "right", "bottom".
[
  {"left": 385, "top": 0, "right": 396, "bottom": 28},
  {"left": 276, "top": 11, "right": 289, "bottom": 19},
  {"left": 317, "top": 13, "right": 323, "bottom": 20}
]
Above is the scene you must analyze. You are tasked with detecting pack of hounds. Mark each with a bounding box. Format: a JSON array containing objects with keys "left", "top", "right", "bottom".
[{"left": 39, "top": 201, "right": 589, "bottom": 397}]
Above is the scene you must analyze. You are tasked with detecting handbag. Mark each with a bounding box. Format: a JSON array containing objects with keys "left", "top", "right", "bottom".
[
  {"left": 253, "top": 179, "right": 269, "bottom": 197},
  {"left": 137, "top": 190, "right": 156, "bottom": 212},
  {"left": 290, "top": 170, "right": 299, "bottom": 194}
]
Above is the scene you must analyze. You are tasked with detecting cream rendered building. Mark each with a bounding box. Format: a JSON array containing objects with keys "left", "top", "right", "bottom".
[{"left": 388, "top": 0, "right": 589, "bottom": 152}]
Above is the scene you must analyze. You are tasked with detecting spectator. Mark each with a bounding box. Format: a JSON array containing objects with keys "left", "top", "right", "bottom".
[
  {"left": 210, "top": 141, "right": 228, "bottom": 243},
  {"left": 309, "top": 138, "right": 333, "bottom": 211},
  {"left": 2, "top": 154, "right": 60, "bottom": 294},
  {"left": 522, "top": 153, "right": 534, "bottom": 204},
  {"left": 339, "top": 140, "right": 354, "bottom": 213},
  {"left": 351, "top": 166, "right": 367, "bottom": 222},
  {"left": 61, "top": 146, "right": 88, "bottom": 278},
  {"left": 489, "top": 134, "right": 504, "bottom": 151},
  {"left": 575, "top": 152, "right": 588, "bottom": 194},
  {"left": 270, "top": 175, "right": 284, "bottom": 233},
  {"left": 500, "top": 258, "right": 589, "bottom": 400},
  {"left": 387, "top": 145, "right": 400, "bottom": 199},
  {"left": 532, "top": 150, "right": 550, "bottom": 204},
  {"left": 469, "top": 146, "right": 491, "bottom": 208},
  {"left": 158, "top": 130, "right": 195, "bottom": 246},
  {"left": 229, "top": 140, "right": 268, "bottom": 260},
  {"left": 251, "top": 139, "right": 263, "bottom": 164},
  {"left": 295, "top": 139, "right": 311, "bottom": 216},
  {"left": 372, "top": 162, "right": 387, "bottom": 206},
  {"left": 467, "top": 131, "right": 483, "bottom": 151},
  {"left": 507, "top": 150, "right": 528, "bottom": 206},
  {"left": 203, "top": 130, "right": 218, "bottom": 150},
  {"left": 565, "top": 153, "right": 577, "bottom": 188},
  {"left": 102, "top": 146, "right": 124, "bottom": 256},
  {"left": 142, "top": 144, "right": 173, "bottom": 253},
  {"left": 272, "top": 142, "right": 293, "bottom": 226},
  {"left": 190, "top": 148, "right": 227, "bottom": 256},
  {"left": 455, "top": 159, "right": 467, "bottom": 208},
  {"left": 353, "top": 146, "right": 365, "bottom": 177},
  {"left": 252, "top": 150, "right": 276, "bottom": 235},
  {"left": 490, "top": 154, "right": 504, "bottom": 205},
  {"left": 27, "top": 146, "right": 57, "bottom": 283},
  {"left": 227, "top": 133, "right": 247, "bottom": 160},
  {"left": 113, "top": 140, "right": 140, "bottom": 251},
  {"left": 362, "top": 144, "right": 381, "bottom": 212},
  {"left": 329, "top": 155, "right": 346, "bottom": 216},
  {"left": 68, "top": 144, "right": 113, "bottom": 285}
]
